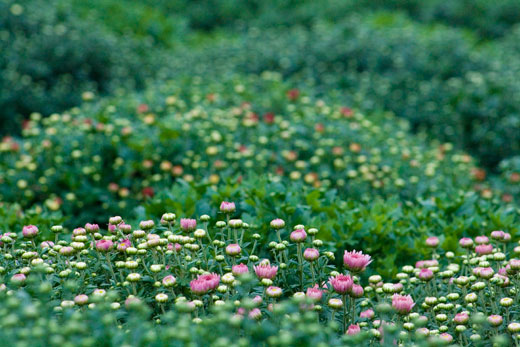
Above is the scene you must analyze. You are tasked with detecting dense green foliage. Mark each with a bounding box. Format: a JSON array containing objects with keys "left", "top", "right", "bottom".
[
  {"left": 0, "top": 0, "right": 156, "bottom": 135},
  {"left": 3, "top": 0, "right": 520, "bottom": 345},
  {"left": 0, "top": 75, "right": 488, "bottom": 226}
]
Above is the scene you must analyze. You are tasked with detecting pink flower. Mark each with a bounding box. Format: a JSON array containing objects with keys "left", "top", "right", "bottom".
[
  {"left": 11, "top": 273, "right": 26, "bottom": 284},
  {"left": 418, "top": 268, "right": 434, "bottom": 281},
  {"left": 73, "top": 228, "right": 86, "bottom": 236},
  {"left": 343, "top": 250, "right": 372, "bottom": 272},
  {"left": 95, "top": 239, "right": 114, "bottom": 252},
  {"left": 475, "top": 235, "right": 489, "bottom": 244},
  {"left": 119, "top": 224, "right": 132, "bottom": 234},
  {"left": 190, "top": 273, "right": 220, "bottom": 295},
  {"left": 306, "top": 285, "right": 323, "bottom": 302},
  {"left": 270, "top": 218, "right": 285, "bottom": 229},
  {"left": 392, "top": 283, "right": 403, "bottom": 293},
  {"left": 85, "top": 223, "right": 99, "bottom": 233},
  {"left": 162, "top": 275, "right": 176, "bottom": 287},
  {"left": 22, "top": 225, "right": 38, "bottom": 238},
  {"left": 350, "top": 284, "right": 364, "bottom": 298},
  {"left": 180, "top": 218, "right": 197, "bottom": 232},
  {"left": 360, "top": 309, "right": 375, "bottom": 319},
  {"left": 329, "top": 274, "right": 353, "bottom": 294},
  {"left": 459, "top": 237, "right": 474, "bottom": 248},
  {"left": 425, "top": 236, "right": 439, "bottom": 247},
  {"left": 488, "top": 315, "right": 503, "bottom": 327},
  {"left": 453, "top": 312, "right": 469, "bottom": 324},
  {"left": 290, "top": 229, "right": 307, "bottom": 243},
  {"left": 490, "top": 230, "right": 505, "bottom": 240},
  {"left": 226, "top": 244, "right": 241, "bottom": 256},
  {"left": 40, "top": 241, "right": 54, "bottom": 249},
  {"left": 117, "top": 239, "right": 132, "bottom": 252},
  {"left": 220, "top": 201, "right": 236, "bottom": 213},
  {"left": 303, "top": 248, "right": 319, "bottom": 262},
  {"left": 347, "top": 324, "right": 361, "bottom": 335},
  {"left": 232, "top": 263, "right": 249, "bottom": 276},
  {"left": 475, "top": 244, "right": 493, "bottom": 255},
  {"left": 392, "top": 294, "right": 415, "bottom": 314},
  {"left": 74, "top": 294, "right": 89, "bottom": 306},
  {"left": 479, "top": 267, "right": 494, "bottom": 279},
  {"left": 510, "top": 259, "right": 520, "bottom": 270},
  {"left": 439, "top": 333, "right": 453, "bottom": 343},
  {"left": 266, "top": 286, "right": 283, "bottom": 298},
  {"left": 252, "top": 295, "right": 263, "bottom": 305},
  {"left": 248, "top": 308, "right": 262, "bottom": 320},
  {"left": 254, "top": 262, "right": 278, "bottom": 280}
]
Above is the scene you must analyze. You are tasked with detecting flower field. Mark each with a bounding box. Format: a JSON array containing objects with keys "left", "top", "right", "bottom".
[{"left": 2, "top": 0, "right": 520, "bottom": 346}]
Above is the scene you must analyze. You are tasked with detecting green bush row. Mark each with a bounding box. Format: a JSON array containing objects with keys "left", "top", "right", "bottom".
[
  {"left": 0, "top": 0, "right": 161, "bottom": 135},
  {"left": 0, "top": 74, "right": 490, "bottom": 228},
  {"left": 164, "top": 13, "right": 520, "bottom": 168}
]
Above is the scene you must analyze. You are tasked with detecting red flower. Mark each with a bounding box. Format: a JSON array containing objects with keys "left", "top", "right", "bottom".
[
  {"left": 263, "top": 112, "right": 275, "bottom": 124},
  {"left": 287, "top": 88, "right": 300, "bottom": 101},
  {"left": 142, "top": 187, "right": 154, "bottom": 198}
]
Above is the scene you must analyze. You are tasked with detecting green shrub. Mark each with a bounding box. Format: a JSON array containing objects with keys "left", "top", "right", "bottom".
[
  {"left": 0, "top": 74, "right": 484, "bottom": 226},
  {"left": 0, "top": 0, "right": 149, "bottom": 135},
  {"left": 166, "top": 13, "right": 520, "bottom": 168}
]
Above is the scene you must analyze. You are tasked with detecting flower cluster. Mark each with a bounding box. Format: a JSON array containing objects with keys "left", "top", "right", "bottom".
[{"left": 0, "top": 201, "right": 518, "bottom": 345}]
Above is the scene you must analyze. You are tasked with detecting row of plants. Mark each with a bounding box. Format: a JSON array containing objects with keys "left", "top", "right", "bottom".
[
  {"left": 1, "top": 205, "right": 519, "bottom": 345},
  {"left": 1, "top": 74, "right": 499, "bottom": 226},
  {"left": 5, "top": 1, "right": 520, "bottom": 170},
  {"left": 0, "top": 0, "right": 180, "bottom": 135},
  {"left": 165, "top": 13, "right": 520, "bottom": 169}
]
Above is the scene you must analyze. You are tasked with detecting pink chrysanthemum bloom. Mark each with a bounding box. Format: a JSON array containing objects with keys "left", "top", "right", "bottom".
[
  {"left": 252, "top": 295, "right": 263, "bottom": 305},
  {"left": 162, "top": 275, "right": 176, "bottom": 287},
  {"left": 119, "top": 223, "right": 132, "bottom": 234},
  {"left": 488, "top": 315, "right": 503, "bottom": 327},
  {"left": 360, "top": 309, "right": 375, "bottom": 319},
  {"left": 270, "top": 218, "right": 285, "bottom": 230},
  {"left": 303, "top": 248, "right": 319, "bottom": 262},
  {"left": 475, "top": 235, "right": 489, "bottom": 244},
  {"left": 74, "top": 294, "right": 89, "bottom": 306},
  {"left": 343, "top": 250, "right": 372, "bottom": 272},
  {"left": 232, "top": 263, "right": 249, "bottom": 276},
  {"left": 479, "top": 267, "right": 494, "bottom": 279},
  {"left": 180, "top": 218, "right": 197, "bottom": 232},
  {"left": 85, "top": 223, "right": 100, "bottom": 233},
  {"left": 190, "top": 273, "right": 220, "bottom": 295},
  {"left": 510, "top": 259, "right": 520, "bottom": 270},
  {"left": 248, "top": 308, "right": 262, "bottom": 320},
  {"left": 254, "top": 262, "right": 278, "bottom": 280},
  {"left": 73, "top": 228, "right": 86, "bottom": 236},
  {"left": 418, "top": 268, "right": 434, "bottom": 281},
  {"left": 439, "top": 333, "right": 453, "bottom": 343},
  {"left": 453, "top": 312, "right": 469, "bottom": 324},
  {"left": 475, "top": 244, "right": 493, "bottom": 255},
  {"left": 329, "top": 274, "right": 353, "bottom": 294},
  {"left": 392, "top": 294, "right": 415, "bottom": 314},
  {"left": 266, "top": 286, "right": 283, "bottom": 298},
  {"left": 117, "top": 239, "right": 132, "bottom": 252},
  {"left": 22, "top": 225, "right": 38, "bottom": 238},
  {"left": 95, "top": 239, "right": 114, "bottom": 252},
  {"left": 459, "top": 237, "right": 474, "bottom": 248},
  {"left": 350, "top": 284, "right": 364, "bottom": 298},
  {"left": 347, "top": 324, "right": 361, "bottom": 335},
  {"left": 425, "top": 236, "right": 439, "bottom": 247},
  {"left": 40, "top": 241, "right": 54, "bottom": 249},
  {"left": 306, "top": 285, "right": 323, "bottom": 302},
  {"left": 290, "top": 229, "right": 307, "bottom": 243},
  {"left": 226, "top": 244, "right": 241, "bottom": 256},
  {"left": 490, "top": 230, "right": 505, "bottom": 240},
  {"left": 11, "top": 273, "right": 26, "bottom": 284},
  {"left": 219, "top": 201, "right": 236, "bottom": 213}
]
